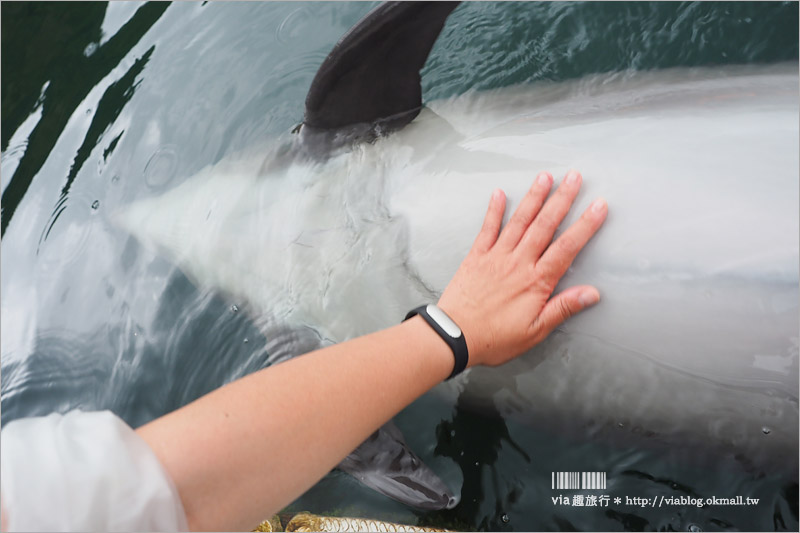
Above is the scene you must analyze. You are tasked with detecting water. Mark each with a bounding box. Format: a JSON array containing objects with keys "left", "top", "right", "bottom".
[{"left": 2, "top": 2, "right": 798, "bottom": 531}]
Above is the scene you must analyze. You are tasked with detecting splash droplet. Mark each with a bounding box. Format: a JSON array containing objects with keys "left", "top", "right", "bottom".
[
  {"left": 83, "top": 42, "right": 98, "bottom": 57},
  {"left": 688, "top": 524, "right": 703, "bottom": 532},
  {"left": 762, "top": 426, "right": 771, "bottom": 435},
  {"left": 91, "top": 200, "right": 100, "bottom": 210},
  {"left": 243, "top": 338, "right": 249, "bottom": 344},
  {"left": 230, "top": 304, "right": 239, "bottom": 313},
  {"left": 501, "top": 514, "right": 510, "bottom": 524}
]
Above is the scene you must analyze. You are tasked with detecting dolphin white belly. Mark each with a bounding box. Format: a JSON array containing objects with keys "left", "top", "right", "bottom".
[{"left": 116, "top": 63, "right": 799, "bottom": 468}]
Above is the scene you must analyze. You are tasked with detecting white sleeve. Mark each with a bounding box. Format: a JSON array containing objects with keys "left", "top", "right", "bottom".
[{"left": 1, "top": 410, "right": 188, "bottom": 532}]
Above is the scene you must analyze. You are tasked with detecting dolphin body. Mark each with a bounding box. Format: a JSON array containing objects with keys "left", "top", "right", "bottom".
[{"left": 116, "top": 1, "right": 799, "bottom": 507}]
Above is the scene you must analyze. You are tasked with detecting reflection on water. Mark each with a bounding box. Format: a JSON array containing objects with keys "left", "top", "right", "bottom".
[
  {"left": 2, "top": 268, "right": 272, "bottom": 428},
  {"left": 2, "top": 2, "right": 799, "bottom": 530},
  {"left": 1, "top": 1, "right": 169, "bottom": 235},
  {"left": 434, "top": 382, "right": 531, "bottom": 532}
]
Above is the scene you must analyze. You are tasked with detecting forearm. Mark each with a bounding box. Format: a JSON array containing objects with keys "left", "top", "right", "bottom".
[
  {"left": 136, "top": 316, "right": 452, "bottom": 531},
  {"left": 135, "top": 170, "right": 607, "bottom": 531}
]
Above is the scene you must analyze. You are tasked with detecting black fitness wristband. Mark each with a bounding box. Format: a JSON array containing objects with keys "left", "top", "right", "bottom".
[{"left": 404, "top": 304, "right": 468, "bottom": 380}]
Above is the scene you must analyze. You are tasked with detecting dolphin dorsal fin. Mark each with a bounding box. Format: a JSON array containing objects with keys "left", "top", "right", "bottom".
[{"left": 302, "top": 1, "right": 460, "bottom": 147}]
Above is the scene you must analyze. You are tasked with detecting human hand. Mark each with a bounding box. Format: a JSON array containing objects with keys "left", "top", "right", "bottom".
[{"left": 437, "top": 170, "right": 607, "bottom": 368}]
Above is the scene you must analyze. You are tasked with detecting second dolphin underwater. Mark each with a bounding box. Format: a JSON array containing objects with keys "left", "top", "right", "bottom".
[{"left": 116, "top": 2, "right": 799, "bottom": 509}]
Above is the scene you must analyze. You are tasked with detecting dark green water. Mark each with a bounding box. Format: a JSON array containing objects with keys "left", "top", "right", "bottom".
[{"left": 2, "top": 2, "right": 798, "bottom": 531}]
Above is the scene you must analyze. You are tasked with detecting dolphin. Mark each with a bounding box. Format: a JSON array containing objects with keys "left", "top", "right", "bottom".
[{"left": 115, "top": 0, "right": 799, "bottom": 506}]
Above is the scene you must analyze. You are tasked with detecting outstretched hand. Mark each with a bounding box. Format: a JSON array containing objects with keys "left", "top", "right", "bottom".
[
  {"left": 123, "top": 169, "right": 607, "bottom": 531},
  {"left": 438, "top": 170, "right": 608, "bottom": 368}
]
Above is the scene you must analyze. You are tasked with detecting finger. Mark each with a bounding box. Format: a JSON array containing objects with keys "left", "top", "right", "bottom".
[
  {"left": 495, "top": 172, "right": 553, "bottom": 251},
  {"left": 535, "top": 197, "right": 608, "bottom": 290},
  {"left": 517, "top": 169, "right": 582, "bottom": 259},
  {"left": 472, "top": 189, "right": 507, "bottom": 253},
  {"left": 530, "top": 285, "right": 600, "bottom": 340}
]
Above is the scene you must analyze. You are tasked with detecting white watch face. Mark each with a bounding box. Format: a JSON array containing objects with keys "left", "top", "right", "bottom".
[{"left": 426, "top": 304, "right": 462, "bottom": 338}]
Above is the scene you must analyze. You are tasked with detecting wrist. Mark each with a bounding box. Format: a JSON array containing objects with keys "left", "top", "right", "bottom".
[
  {"left": 404, "top": 304, "right": 470, "bottom": 379},
  {"left": 400, "top": 315, "right": 457, "bottom": 383},
  {"left": 435, "top": 300, "right": 482, "bottom": 368}
]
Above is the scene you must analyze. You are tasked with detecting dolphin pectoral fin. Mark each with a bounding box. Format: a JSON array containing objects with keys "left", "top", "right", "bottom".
[
  {"left": 303, "top": 1, "right": 461, "bottom": 144},
  {"left": 338, "top": 421, "right": 458, "bottom": 510}
]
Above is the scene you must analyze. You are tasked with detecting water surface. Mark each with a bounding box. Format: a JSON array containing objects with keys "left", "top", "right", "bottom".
[{"left": 2, "top": 2, "right": 798, "bottom": 531}]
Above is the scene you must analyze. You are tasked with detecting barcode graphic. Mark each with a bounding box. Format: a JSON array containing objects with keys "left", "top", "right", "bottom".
[{"left": 551, "top": 471, "right": 607, "bottom": 489}]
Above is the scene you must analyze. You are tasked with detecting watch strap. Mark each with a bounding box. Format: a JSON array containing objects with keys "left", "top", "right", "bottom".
[{"left": 404, "top": 304, "right": 468, "bottom": 380}]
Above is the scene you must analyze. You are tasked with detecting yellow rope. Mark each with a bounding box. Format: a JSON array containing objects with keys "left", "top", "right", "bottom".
[
  {"left": 283, "top": 512, "right": 451, "bottom": 532},
  {"left": 254, "top": 515, "right": 282, "bottom": 532}
]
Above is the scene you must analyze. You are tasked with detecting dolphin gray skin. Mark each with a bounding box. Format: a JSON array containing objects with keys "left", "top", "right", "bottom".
[
  {"left": 115, "top": 0, "right": 799, "bottom": 509},
  {"left": 303, "top": 1, "right": 460, "bottom": 151},
  {"left": 254, "top": 2, "right": 465, "bottom": 510}
]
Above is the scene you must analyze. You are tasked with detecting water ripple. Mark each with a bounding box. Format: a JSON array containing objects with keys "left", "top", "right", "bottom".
[
  {"left": 143, "top": 145, "right": 179, "bottom": 191},
  {"left": 276, "top": 6, "right": 314, "bottom": 46}
]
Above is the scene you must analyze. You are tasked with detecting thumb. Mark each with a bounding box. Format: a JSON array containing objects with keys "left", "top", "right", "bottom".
[{"left": 532, "top": 286, "right": 600, "bottom": 340}]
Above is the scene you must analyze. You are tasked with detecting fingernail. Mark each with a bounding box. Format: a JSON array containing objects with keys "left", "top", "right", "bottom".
[
  {"left": 591, "top": 197, "right": 607, "bottom": 213},
  {"left": 537, "top": 172, "right": 552, "bottom": 186},
  {"left": 578, "top": 288, "right": 600, "bottom": 308},
  {"left": 492, "top": 189, "right": 503, "bottom": 201},
  {"left": 565, "top": 170, "right": 581, "bottom": 185}
]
